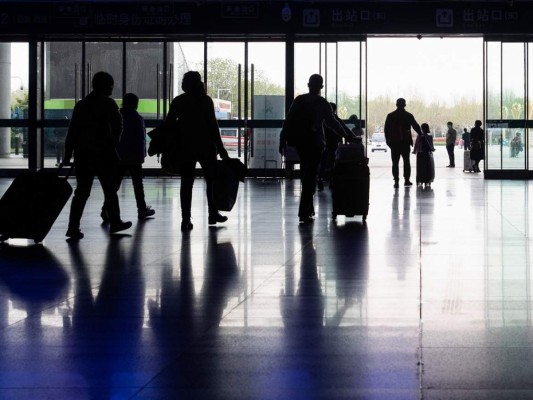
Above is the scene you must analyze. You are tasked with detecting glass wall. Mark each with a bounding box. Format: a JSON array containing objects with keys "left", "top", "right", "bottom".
[
  {"left": 485, "top": 40, "right": 528, "bottom": 174},
  {"left": 0, "top": 42, "right": 29, "bottom": 168},
  {"left": 249, "top": 42, "right": 286, "bottom": 170}
]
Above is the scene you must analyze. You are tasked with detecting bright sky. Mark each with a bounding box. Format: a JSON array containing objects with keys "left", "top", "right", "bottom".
[{"left": 368, "top": 37, "right": 483, "bottom": 105}]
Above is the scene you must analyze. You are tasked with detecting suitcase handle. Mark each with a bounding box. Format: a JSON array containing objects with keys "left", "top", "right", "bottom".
[{"left": 57, "top": 163, "right": 74, "bottom": 179}]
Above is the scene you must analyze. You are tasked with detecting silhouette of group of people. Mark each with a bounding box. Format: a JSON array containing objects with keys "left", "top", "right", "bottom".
[
  {"left": 383, "top": 97, "right": 486, "bottom": 184},
  {"left": 63, "top": 71, "right": 489, "bottom": 237},
  {"left": 63, "top": 70, "right": 231, "bottom": 239}
]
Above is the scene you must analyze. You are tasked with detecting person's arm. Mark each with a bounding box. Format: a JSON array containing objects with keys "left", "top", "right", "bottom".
[
  {"left": 334, "top": 114, "right": 356, "bottom": 139},
  {"left": 108, "top": 99, "right": 123, "bottom": 147},
  {"left": 410, "top": 114, "right": 422, "bottom": 136},
  {"left": 322, "top": 101, "right": 351, "bottom": 140}
]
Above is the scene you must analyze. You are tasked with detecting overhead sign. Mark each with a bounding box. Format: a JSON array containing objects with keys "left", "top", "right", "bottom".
[{"left": 0, "top": 1, "right": 529, "bottom": 36}]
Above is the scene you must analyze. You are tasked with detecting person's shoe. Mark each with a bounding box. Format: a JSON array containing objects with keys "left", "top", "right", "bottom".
[
  {"left": 138, "top": 206, "right": 156, "bottom": 219},
  {"left": 394, "top": 180, "right": 399, "bottom": 189},
  {"left": 299, "top": 216, "right": 314, "bottom": 224},
  {"left": 100, "top": 209, "right": 109, "bottom": 223},
  {"left": 109, "top": 221, "right": 132, "bottom": 234},
  {"left": 181, "top": 219, "right": 193, "bottom": 231},
  {"left": 208, "top": 213, "right": 228, "bottom": 225},
  {"left": 404, "top": 180, "right": 413, "bottom": 187},
  {"left": 66, "top": 228, "right": 84, "bottom": 240}
]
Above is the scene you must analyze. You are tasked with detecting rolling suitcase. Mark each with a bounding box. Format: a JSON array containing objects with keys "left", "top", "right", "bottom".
[
  {"left": 0, "top": 167, "right": 73, "bottom": 243},
  {"left": 463, "top": 150, "right": 475, "bottom": 172},
  {"left": 330, "top": 160, "right": 370, "bottom": 222},
  {"left": 416, "top": 152, "right": 435, "bottom": 186}
]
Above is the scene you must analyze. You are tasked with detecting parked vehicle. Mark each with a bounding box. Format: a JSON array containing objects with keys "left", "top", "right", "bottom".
[{"left": 371, "top": 132, "right": 387, "bottom": 152}]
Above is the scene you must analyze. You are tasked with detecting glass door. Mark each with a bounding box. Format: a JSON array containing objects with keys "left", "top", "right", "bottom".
[
  {"left": 484, "top": 40, "right": 529, "bottom": 175},
  {"left": 294, "top": 40, "right": 367, "bottom": 144}
]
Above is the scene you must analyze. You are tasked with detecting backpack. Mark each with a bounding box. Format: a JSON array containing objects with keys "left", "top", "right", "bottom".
[{"left": 283, "top": 95, "right": 323, "bottom": 147}]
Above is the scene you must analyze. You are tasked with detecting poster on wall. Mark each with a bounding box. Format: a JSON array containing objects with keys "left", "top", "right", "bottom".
[{"left": 250, "top": 95, "right": 285, "bottom": 170}]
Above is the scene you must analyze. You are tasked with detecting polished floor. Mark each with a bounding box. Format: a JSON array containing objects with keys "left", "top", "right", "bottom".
[{"left": 0, "top": 160, "right": 532, "bottom": 400}]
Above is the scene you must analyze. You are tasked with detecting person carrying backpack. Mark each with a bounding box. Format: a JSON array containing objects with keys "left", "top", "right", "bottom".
[{"left": 281, "top": 74, "right": 352, "bottom": 223}]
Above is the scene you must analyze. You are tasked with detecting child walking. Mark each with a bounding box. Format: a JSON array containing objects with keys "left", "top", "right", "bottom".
[{"left": 414, "top": 123, "right": 435, "bottom": 189}]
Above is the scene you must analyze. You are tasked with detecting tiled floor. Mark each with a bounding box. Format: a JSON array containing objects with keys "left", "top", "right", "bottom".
[{"left": 0, "top": 163, "right": 532, "bottom": 400}]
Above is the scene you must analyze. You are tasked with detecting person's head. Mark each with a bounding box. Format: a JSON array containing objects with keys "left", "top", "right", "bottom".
[
  {"left": 92, "top": 71, "right": 114, "bottom": 96},
  {"left": 421, "top": 123, "right": 430, "bottom": 134},
  {"left": 329, "top": 102, "right": 337, "bottom": 113},
  {"left": 447, "top": 121, "right": 453, "bottom": 128},
  {"left": 308, "top": 74, "right": 324, "bottom": 94},
  {"left": 464, "top": 128, "right": 468, "bottom": 133},
  {"left": 122, "top": 93, "right": 139, "bottom": 112},
  {"left": 181, "top": 71, "right": 205, "bottom": 95},
  {"left": 474, "top": 119, "right": 482, "bottom": 127},
  {"left": 396, "top": 98, "right": 406, "bottom": 109},
  {"left": 516, "top": 132, "right": 521, "bottom": 137}
]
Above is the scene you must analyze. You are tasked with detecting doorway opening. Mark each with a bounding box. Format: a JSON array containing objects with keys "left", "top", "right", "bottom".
[{"left": 366, "top": 36, "right": 483, "bottom": 169}]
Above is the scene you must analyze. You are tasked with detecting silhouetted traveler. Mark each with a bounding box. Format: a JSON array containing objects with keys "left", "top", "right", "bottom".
[
  {"left": 63, "top": 71, "right": 132, "bottom": 239},
  {"left": 510, "top": 132, "right": 523, "bottom": 157},
  {"left": 470, "top": 119, "right": 484, "bottom": 173},
  {"left": 445, "top": 121, "right": 457, "bottom": 167},
  {"left": 462, "top": 128, "right": 471, "bottom": 151},
  {"left": 384, "top": 98, "right": 422, "bottom": 188},
  {"left": 282, "top": 74, "right": 351, "bottom": 223},
  {"left": 165, "top": 71, "right": 230, "bottom": 231},
  {"left": 101, "top": 93, "right": 155, "bottom": 222},
  {"left": 316, "top": 103, "right": 353, "bottom": 191}
]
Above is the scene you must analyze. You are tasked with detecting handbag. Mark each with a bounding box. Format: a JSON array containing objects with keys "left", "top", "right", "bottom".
[{"left": 147, "top": 120, "right": 181, "bottom": 174}]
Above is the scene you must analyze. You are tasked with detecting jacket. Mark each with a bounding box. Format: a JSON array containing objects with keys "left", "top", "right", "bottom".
[
  {"left": 384, "top": 108, "right": 421, "bottom": 146},
  {"left": 117, "top": 108, "right": 146, "bottom": 164},
  {"left": 64, "top": 91, "right": 122, "bottom": 165}
]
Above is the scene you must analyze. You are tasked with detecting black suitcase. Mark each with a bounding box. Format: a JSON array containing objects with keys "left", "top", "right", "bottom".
[
  {"left": 0, "top": 168, "right": 73, "bottom": 243},
  {"left": 330, "top": 161, "right": 370, "bottom": 222},
  {"left": 416, "top": 152, "right": 435, "bottom": 185}
]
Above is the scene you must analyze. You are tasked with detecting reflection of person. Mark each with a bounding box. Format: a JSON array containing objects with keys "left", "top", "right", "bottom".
[
  {"left": 462, "top": 127, "right": 471, "bottom": 151},
  {"left": 282, "top": 74, "right": 350, "bottom": 223},
  {"left": 67, "top": 226, "right": 145, "bottom": 400},
  {"left": 445, "top": 121, "right": 457, "bottom": 168},
  {"left": 511, "top": 132, "right": 523, "bottom": 157},
  {"left": 101, "top": 93, "right": 155, "bottom": 222},
  {"left": 316, "top": 103, "right": 353, "bottom": 191},
  {"left": 63, "top": 71, "right": 132, "bottom": 239},
  {"left": 165, "top": 71, "right": 230, "bottom": 231},
  {"left": 280, "top": 223, "right": 324, "bottom": 328},
  {"left": 469, "top": 119, "right": 485, "bottom": 173},
  {"left": 384, "top": 98, "right": 422, "bottom": 188}
]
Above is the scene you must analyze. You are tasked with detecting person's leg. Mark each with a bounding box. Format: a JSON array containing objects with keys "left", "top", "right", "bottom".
[
  {"left": 179, "top": 160, "right": 196, "bottom": 227},
  {"left": 298, "top": 147, "right": 323, "bottom": 221},
  {"left": 101, "top": 163, "right": 126, "bottom": 222},
  {"left": 400, "top": 143, "right": 412, "bottom": 184},
  {"left": 67, "top": 163, "right": 95, "bottom": 238},
  {"left": 390, "top": 145, "right": 401, "bottom": 187},
  {"left": 446, "top": 144, "right": 454, "bottom": 166},
  {"left": 97, "top": 164, "right": 131, "bottom": 233},
  {"left": 129, "top": 163, "right": 149, "bottom": 213}
]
